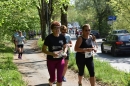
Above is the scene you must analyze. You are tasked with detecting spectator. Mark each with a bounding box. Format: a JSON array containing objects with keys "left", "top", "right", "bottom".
[
  {"left": 90, "top": 34, "right": 98, "bottom": 48},
  {"left": 42, "top": 21, "right": 67, "bottom": 86},
  {"left": 74, "top": 24, "right": 97, "bottom": 86}
]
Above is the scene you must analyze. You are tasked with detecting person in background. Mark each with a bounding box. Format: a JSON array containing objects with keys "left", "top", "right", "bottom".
[
  {"left": 90, "top": 33, "right": 98, "bottom": 49},
  {"left": 23, "top": 30, "right": 26, "bottom": 38},
  {"left": 60, "top": 25, "right": 72, "bottom": 82},
  {"left": 16, "top": 31, "right": 25, "bottom": 59},
  {"left": 12, "top": 30, "right": 19, "bottom": 53},
  {"left": 74, "top": 24, "right": 97, "bottom": 86},
  {"left": 42, "top": 21, "right": 67, "bottom": 86},
  {"left": 33, "top": 30, "right": 36, "bottom": 38}
]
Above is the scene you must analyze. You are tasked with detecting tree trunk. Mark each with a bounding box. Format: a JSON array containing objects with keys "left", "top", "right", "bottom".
[
  {"left": 61, "top": 4, "right": 68, "bottom": 27},
  {"left": 48, "top": 0, "right": 53, "bottom": 34},
  {"left": 37, "top": 0, "right": 48, "bottom": 40}
]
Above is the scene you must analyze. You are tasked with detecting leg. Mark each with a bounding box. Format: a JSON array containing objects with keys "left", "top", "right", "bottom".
[
  {"left": 76, "top": 54, "right": 85, "bottom": 85},
  {"left": 47, "top": 60, "right": 56, "bottom": 85},
  {"left": 90, "top": 77, "right": 95, "bottom": 86},
  {"left": 77, "top": 64, "right": 85, "bottom": 85},
  {"left": 62, "top": 60, "right": 68, "bottom": 76},
  {"left": 62, "top": 51, "right": 69, "bottom": 80},
  {"left": 85, "top": 58, "right": 95, "bottom": 86},
  {"left": 56, "top": 59, "right": 65, "bottom": 86},
  {"left": 76, "top": 61, "right": 85, "bottom": 85},
  {"left": 17, "top": 45, "right": 21, "bottom": 59},
  {"left": 20, "top": 45, "right": 24, "bottom": 57}
]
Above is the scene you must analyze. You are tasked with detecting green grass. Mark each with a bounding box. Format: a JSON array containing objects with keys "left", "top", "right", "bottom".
[
  {"left": 69, "top": 53, "right": 130, "bottom": 86},
  {"left": 37, "top": 38, "right": 44, "bottom": 49},
  {"left": 0, "top": 42, "right": 26, "bottom": 86},
  {"left": 38, "top": 38, "right": 130, "bottom": 86}
]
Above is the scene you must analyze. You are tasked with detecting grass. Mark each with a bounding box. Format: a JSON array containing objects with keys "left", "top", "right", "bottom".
[
  {"left": 38, "top": 38, "right": 130, "bottom": 86},
  {"left": 0, "top": 42, "right": 26, "bottom": 86},
  {"left": 37, "top": 38, "right": 43, "bottom": 49},
  {"left": 69, "top": 53, "right": 130, "bottom": 86}
]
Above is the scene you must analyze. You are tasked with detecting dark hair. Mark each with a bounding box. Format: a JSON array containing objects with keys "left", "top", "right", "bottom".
[
  {"left": 82, "top": 24, "right": 90, "bottom": 30},
  {"left": 51, "top": 21, "right": 61, "bottom": 29},
  {"left": 60, "top": 25, "right": 68, "bottom": 32},
  {"left": 18, "top": 30, "right": 22, "bottom": 33}
]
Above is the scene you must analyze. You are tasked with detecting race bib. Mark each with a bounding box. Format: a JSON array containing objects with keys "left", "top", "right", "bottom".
[
  {"left": 85, "top": 52, "right": 92, "bottom": 58},
  {"left": 53, "top": 51, "right": 63, "bottom": 58}
]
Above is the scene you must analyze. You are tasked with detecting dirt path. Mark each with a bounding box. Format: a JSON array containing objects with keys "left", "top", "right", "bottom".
[{"left": 13, "top": 39, "right": 101, "bottom": 86}]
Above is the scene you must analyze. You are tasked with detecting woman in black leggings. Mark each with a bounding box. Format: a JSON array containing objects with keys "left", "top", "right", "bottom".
[{"left": 74, "top": 24, "right": 97, "bottom": 86}]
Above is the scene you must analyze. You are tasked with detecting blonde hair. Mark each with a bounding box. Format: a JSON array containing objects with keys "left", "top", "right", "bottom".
[{"left": 82, "top": 24, "right": 90, "bottom": 30}]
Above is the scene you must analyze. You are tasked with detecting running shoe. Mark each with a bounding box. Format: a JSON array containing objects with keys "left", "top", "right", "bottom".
[
  {"left": 18, "top": 55, "right": 20, "bottom": 59},
  {"left": 62, "top": 76, "right": 66, "bottom": 82},
  {"left": 18, "top": 55, "right": 22, "bottom": 59}
]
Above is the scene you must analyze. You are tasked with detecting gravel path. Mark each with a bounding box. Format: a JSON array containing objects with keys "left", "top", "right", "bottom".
[{"left": 13, "top": 39, "right": 102, "bottom": 86}]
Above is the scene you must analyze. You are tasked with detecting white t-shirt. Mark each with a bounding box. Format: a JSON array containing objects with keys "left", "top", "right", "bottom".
[{"left": 16, "top": 36, "right": 25, "bottom": 45}]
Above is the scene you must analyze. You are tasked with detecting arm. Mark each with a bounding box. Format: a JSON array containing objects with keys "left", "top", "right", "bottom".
[
  {"left": 74, "top": 37, "right": 85, "bottom": 52},
  {"left": 42, "top": 44, "right": 59, "bottom": 57},
  {"left": 42, "top": 45, "right": 53, "bottom": 55},
  {"left": 63, "top": 44, "right": 68, "bottom": 53},
  {"left": 67, "top": 40, "right": 72, "bottom": 47}
]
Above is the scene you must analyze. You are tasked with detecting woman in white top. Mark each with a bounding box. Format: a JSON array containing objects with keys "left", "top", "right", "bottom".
[{"left": 16, "top": 31, "right": 25, "bottom": 59}]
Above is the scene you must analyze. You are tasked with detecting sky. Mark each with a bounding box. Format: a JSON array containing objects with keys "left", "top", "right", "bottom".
[{"left": 70, "top": 0, "right": 75, "bottom": 5}]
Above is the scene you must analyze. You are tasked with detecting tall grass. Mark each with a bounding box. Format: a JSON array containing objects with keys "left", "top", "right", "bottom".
[
  {"left": 37, "top": 38, "right": 43, "bottom": 50},
  {"left": 0, "top": 42, "right": 26, "bottom": 86}
]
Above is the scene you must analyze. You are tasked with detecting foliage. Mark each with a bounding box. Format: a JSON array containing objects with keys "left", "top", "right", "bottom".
[
  {"left": 0, "top": 42, "right": 26, "bottom": 86},
  {"left": 37, "top": 38, "right": 44, "bottom": 50},
  {"left": 108, "top": 0, "right": 130, "bottom": 31},
  {"left": 0, "top": 0, "right": 40, "bottom": 42}
]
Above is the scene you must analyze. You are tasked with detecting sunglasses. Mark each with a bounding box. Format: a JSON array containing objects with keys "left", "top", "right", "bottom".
[
  {"left": 53, "top": 26, "right": 60, "bottom": 30},
  {"left": 85, "top": 30, "right": 91, "bottom": 32}
]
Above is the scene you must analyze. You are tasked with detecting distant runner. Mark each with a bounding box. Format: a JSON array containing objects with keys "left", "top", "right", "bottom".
[
  {"left": 12, "top": 30, "right": 19, "bottom": 52},
  {"left": 16, "top": 31, "right": 25, "bottom": 59}
]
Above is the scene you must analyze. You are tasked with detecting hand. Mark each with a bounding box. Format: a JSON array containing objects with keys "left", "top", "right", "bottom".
[
  {"left": 67, "top": 44, "right": 72, "bottom": 47},
  {"left": 62, "top": 52, "right": 67, "bottom": 58},
  {"left": 84, "top": 48, "right": 93, "bottom": 52},
  {"left": 52, "top": 52, "right": 59, "bottom": 58}
]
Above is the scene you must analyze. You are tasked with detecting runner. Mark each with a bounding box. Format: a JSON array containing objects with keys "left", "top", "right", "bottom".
[
  {"left": 42, "top": 21, "right": 67, "bottom": 86},
  {"left": 16, "top": 31, "right": 25, "bottom": 59},
  {"left": 74, "top": 24, "right": 97, "bottom": 86},
  {"left": 23, "top": 30, "right": 26, "bottom": 38},
  {"left": 60, "top": 25, "right": 72, "bottom": 82},
  {"left": 12, "top": 30, "right": 19, "bottom": 52}
]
